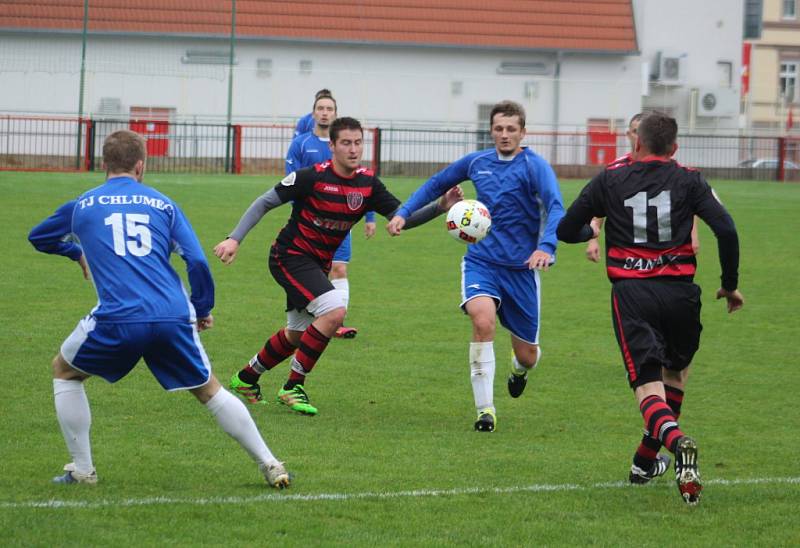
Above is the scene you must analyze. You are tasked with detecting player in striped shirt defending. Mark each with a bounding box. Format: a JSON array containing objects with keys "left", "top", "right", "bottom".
[{"left": 215, "top": 117, "right": 462, "bottom": 415}]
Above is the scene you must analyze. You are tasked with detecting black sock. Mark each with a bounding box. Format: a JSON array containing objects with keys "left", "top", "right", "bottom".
[{"left": 238, "top": 369, "right": 260, "bottom": 385}]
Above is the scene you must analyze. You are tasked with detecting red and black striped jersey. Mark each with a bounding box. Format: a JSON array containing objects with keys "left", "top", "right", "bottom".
[
  {"left": 563, "top": 156, "right": 730, "bottom": 283},
  {"left": 606, "top": 152, "right": 633, "bottom": 170},
  {"left": 272, "top": 161, "right": 400, "bottom": 267}
]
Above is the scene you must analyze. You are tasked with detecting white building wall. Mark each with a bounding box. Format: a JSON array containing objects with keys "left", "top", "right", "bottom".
[
  {"left": 633, "top": 0, "right": 744, "bottom": 132},
  {"left": 1, "top": 32, "right": 641, "bottom": 131}
]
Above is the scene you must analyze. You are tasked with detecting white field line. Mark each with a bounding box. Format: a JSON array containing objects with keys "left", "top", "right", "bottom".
[{"left": 1, "top": 476, "right": 798, "bottom": 510}]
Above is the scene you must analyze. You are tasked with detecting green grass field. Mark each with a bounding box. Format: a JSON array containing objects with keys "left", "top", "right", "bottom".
[{"left": 1, "top": 171, "right": 798, "bottom": 546}]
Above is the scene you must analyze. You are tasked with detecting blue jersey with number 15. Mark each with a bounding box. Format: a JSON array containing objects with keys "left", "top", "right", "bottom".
[{"left": 28, "top": 176, "right": 213, "bottom": 323}]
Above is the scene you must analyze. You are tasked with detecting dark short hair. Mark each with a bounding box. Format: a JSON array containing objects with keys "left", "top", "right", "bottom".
[
  {"left": 330, "top": 117, "right": 363, "bottom": 142},
  {"left": 629, "top": 112, "right": 644, "bottom": 127},
  {"left": 313, "top": 94, "right": 337, "bottom": 112},
  {"left": 637, "top": 112, "right": 678, "bottom": 155},
  {"left": 103, "top": 130, "right": 146, "bottom": 173},
  {"left": 315, "top": 88, "right": 332, "bottom": 99},
  {"left": 490, "top": 100, "right": 526, "bottom": 128}
]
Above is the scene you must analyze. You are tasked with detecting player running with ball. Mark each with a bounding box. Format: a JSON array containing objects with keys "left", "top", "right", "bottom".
[{"left": 387, "top": 100, "right": 565, "bottom": 432}]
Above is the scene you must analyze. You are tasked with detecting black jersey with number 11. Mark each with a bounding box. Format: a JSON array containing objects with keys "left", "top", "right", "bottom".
[{"left": 562, "top": 157, "right": 734, "bottom": 285}]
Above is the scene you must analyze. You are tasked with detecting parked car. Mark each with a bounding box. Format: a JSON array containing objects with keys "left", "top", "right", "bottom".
[{"left": 738, "top": 158, "right": 800, "bottom": 169}]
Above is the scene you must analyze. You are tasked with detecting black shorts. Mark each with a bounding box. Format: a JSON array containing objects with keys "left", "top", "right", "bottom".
[
  {"left": 269, "top": 250, "right": 334, "bottom": 312},
  {"left": 610, "top": 279, "right": 702, "bottom": 388}
]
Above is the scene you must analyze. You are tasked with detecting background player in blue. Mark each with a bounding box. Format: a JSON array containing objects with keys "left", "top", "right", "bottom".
[
  {"left": 387, "top": 100, "right": 565, "bottom": 432},
  {"left": 293, "top": 88, "right": 332, "bottom": 137},
  {"left": 28, "top": 130, "right": 290, "bottom": 488},
  {"left": 557, "top": 112, "right": 744, "bottom": 505},
  {"left": 288, "top": 92, "right": 375, "bottom": 339}
]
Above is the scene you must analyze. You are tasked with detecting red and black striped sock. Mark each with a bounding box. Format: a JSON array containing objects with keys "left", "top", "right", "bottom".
[
  {"left": 285, "top": 324, "right": 330, "bottom": 388},
  {"left": 633, "top": 385, "right": 686, "bottom": 468},
  {"left": 665, "top": 385, "right": 684, "bottom": 417},
  {"left": 239, "top": 329, "right": 296, "bottom": 384},
  {"left": 639, "top": 394, "right": 685, "bottom": 454}
]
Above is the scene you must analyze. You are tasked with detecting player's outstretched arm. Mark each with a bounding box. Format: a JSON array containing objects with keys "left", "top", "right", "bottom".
[
  {"left": 585, "top": 218, "right": 604, "bottom": 262},
  {"left": 386, "top": 215, "right": 405, "bottom": 236},
  {"left": 716, "top": 288, "right": 744, "bottom": 313},
  {"left": 78, "top": 254, "right": 90, "bottom": 280},
  {"left": 526, "top": 250, "right": 552, "bottom": 271},
  {"left": 213, "top": 238, "right": 240, "bottom": 265},
  {"left": 197, "top": 314, "right": 214, "bottom": 331}
]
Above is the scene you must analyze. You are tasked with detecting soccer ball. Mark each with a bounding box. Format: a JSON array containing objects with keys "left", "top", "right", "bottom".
[{"left": 446, "top": 199, "right": 491, "bottom": 244}]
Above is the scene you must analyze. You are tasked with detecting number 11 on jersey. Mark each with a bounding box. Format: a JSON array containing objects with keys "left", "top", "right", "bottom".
[{"left": 624, "top": 191, "right": 672, "bottom": 243}]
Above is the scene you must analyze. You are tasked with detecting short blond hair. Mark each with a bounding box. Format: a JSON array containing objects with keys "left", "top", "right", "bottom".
[{"left": 103, "top": 130, "right": 146, "bottom": 173}]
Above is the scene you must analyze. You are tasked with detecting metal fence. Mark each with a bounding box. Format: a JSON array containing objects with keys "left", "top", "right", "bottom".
[{"left": 1, "top": 115, "right": 798, "bottom": 181}]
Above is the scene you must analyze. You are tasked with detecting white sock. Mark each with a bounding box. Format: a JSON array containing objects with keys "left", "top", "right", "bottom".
[
  {"left": 469, "top": 341, "right": 495, "bottom": 413},
  {"left": 53, "top": 379, "right": 94, "bottom": 474},
  {"left": 331, "top": 277, "right": 350, "bottom": 309},
  {"left": 205, "top": 388, "right": 278, "bottom": 466},
  {"left": 513, "top": 346, "right": 541, "bottom": 375}
]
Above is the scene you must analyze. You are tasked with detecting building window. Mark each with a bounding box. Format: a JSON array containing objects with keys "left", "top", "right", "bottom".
[
  {"left": 780, "top": 62, "right": 798, "bottom": 103},
  {"left": 299, "top": 60, "right": 312, "bottom": 74},
  {"left": 744, "top": 0, "right": 762, "bottom": 39},
  {"left": 717, "top": 61, "right": 733, "bottom": 87},
  {"left": 256, "top": 59, "right": 272, "bottom": 77},
  {"left": 783, "top": 0, "right": 796, "bottom": 19}
]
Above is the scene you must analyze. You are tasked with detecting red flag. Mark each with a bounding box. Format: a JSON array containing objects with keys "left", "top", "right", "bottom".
[{"left": 742, "top": 43, "right": 751, "bottom": 96}]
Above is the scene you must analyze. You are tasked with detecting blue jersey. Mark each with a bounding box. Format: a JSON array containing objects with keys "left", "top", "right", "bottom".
[
  {"left": 28, "top": 176, "right": 214, "bottom": 323},
  {"left": 294, "top": 113, "right": 315, "bottom": 137},
  {"left": 286, "top": 132, "right": 376, "bottom": 223},
  {"left": 286, "top": 132, "right": 331, "bottom": 175},
  {"left": 397, "top": 147, "right": 565, "bottom": 269}
]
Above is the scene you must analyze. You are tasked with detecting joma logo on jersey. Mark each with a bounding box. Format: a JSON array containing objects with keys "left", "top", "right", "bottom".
[
  {"left": 312, "top": 217, "right": 354, "bottom": 231},
  {"left": 346, "top": 192, "right": 364, "bottom": 211}
]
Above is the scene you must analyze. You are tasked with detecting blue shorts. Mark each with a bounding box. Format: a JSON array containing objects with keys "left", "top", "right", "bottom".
[
  {"left": 460, "top": 256, "right": 541, "bottom": 344},
  {"left": 60, "top": 316, "right": 212, "bottom": 391},
  {"left": 332, "top": 231, "right": 352, "bottom": 263}
]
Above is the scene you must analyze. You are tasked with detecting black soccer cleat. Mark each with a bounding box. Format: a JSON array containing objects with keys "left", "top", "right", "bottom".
[
  {"left": 674, "top": 436, "right": 703, "bottom": 505},
  {"left": 507, "top": 372, "right": 528, "bottom": 398},
  {"left": 474, "top": 409, "right": 496, "bottom": 432},
  {"left": 629, "top": 454, "right": 671, "bottom": 484}
]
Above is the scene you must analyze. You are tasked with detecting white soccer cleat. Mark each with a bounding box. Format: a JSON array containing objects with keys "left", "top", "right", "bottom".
[
  {"left": 53, "top": 462, "right": 98, "bottom": 484},
  {"left": 260, "top": 461, "right": 290, "bottom": 489}
]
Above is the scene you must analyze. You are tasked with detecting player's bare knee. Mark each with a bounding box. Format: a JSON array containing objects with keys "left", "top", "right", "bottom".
[
  {"left": 324, "top": 307, "right": 347, "bottom": 327},
  {"left": 663, "top": 367, "right": 688, "bottom": 387},
  {"left": 52, "top": 353, "right": 87, "bottom": 380},
  {"left": 330, "top": 263, "right": 347, "bottom": 279},
  {"left": 471, "top": 315, "right": 495, "bottom": 340},
  {"left": 285, "top": 328, "right": 303, "bottom": 347},
  {"left": 191, "top": 375, "right": 221, "bottom": 404},
  {"left": 516, "top": 344, "right": 540, "bottom": 368}
]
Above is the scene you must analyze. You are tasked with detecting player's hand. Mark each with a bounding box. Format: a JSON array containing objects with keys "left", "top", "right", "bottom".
[
  {"left": 585, "top": 239, "right": 601, "bottom": 263},
  {"left": 77, "top": 254, "right": 90, "bottom": 280},
  {"left": 527, "top": 250, "right": 552, "bottom": 271},
  {"left": 364, "top": 221, "right": 376, "bottom": 239},
  {"left": 386, "top": 216, "right": 406, "bottom": 236},
  {"left": 716, "top": 288, "right": 744, "bottom": 313},
  {"left": 438, "top": 186, "right": 464, "bottom": 212},
  {"left": 213, "top": 238, "right": 239, "bottom": 265},
  {"left": 197, "top": 315, "right": 214, "bottom": 332}
]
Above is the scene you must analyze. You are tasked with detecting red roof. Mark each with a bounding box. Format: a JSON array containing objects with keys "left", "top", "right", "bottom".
[{"left": 0, "top": 0, "right": 637, "bottom": 52}]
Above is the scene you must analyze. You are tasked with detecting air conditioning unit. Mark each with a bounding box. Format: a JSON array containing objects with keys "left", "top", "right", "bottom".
[
  {"left": 651, "top": 51, "right": 686, "bottom": 86},
  {"left": 697, "top": 87, "right": 739, "bottom": 117}
]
